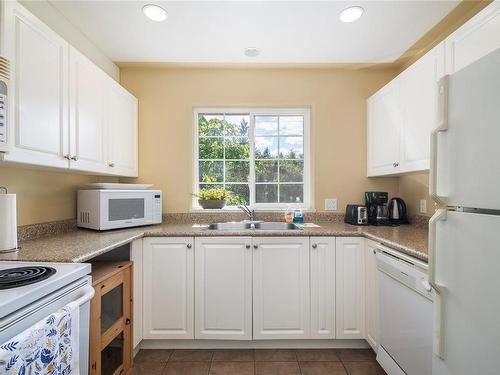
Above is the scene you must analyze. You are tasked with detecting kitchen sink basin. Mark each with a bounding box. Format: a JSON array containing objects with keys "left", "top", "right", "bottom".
[{"left": 206, "top": 221, "right": 301, "bottom": 231}]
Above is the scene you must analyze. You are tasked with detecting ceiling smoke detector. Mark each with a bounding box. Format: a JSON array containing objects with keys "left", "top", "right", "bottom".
[
  {"left": 244, "top": 47, "right": 260, "bottom": 57},
  {"left": 339, "top": 6, "right": 364, "bottom": 23},
  {"left": 142, "top": 4, "right": 168, "bottom": 22}
]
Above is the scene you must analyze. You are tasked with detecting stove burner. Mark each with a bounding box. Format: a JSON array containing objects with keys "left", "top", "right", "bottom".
[{"left": 0, "top": 266, "right": 56, "bottom": 289}]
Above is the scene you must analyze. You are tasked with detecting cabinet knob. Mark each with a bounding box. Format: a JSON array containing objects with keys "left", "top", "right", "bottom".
[
  {"left": 312, "top": 244, "right": 317, "bottom": 249},
  {"left": 253, "top": 244, "right": 258, "bottom": 249},
  {"left": 246, "top": 244, "right": 251, "bottom": 249},
  {"left": 373, "top": 249, "right": 376, "bottom": 255},
  {"left": 109, "top": 162, "right": 115, "bottom": 167},
  {"left": 187, "top": 243, "right": 192, "bottom": 249},
  {"left": 393, "top": 161, "right": 399, "bottom": 167},
  {"left": 71, "top": 155, "right": 78, "bottom": 161},
  {"left": 125, "top": 318, "right": 131, "bottom": 325}
]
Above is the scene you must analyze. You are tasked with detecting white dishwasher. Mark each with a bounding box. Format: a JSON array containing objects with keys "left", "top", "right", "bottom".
[{"left": 375, "top": 247, "right": 434, "bottom": 375}]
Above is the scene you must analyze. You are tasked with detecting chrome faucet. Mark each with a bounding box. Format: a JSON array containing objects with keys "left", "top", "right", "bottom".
[{"left": 238, "top": 205, "right": 256, "bottom": 221}]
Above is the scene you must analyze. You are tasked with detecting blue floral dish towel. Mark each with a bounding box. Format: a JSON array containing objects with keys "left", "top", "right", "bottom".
[{"left": 0, "top": 301, "right": 80, "bottom": 375}]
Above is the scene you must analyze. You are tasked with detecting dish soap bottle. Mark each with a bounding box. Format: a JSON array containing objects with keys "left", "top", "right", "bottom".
[
  {"left": 293, "top": 198, "right": 304, "bottom": 224},
  {"left": 285, "top": 205, "right": 294, "bottom": 224}
]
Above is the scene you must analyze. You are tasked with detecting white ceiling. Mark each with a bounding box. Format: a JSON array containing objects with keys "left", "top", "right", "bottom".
[{"left": 49, "top": 1, "right": 459, "bottom": 64}]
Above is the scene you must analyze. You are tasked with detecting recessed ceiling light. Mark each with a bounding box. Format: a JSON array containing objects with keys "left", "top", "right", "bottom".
[
  {"left": 244, "top": 47, "right": 260, "bottom": 57},
  {"left": 339, "top": 6, "right": 364, "bottom": 23},
  {"left": 142, "top": 4, "right": 168, "bottom": 22}
]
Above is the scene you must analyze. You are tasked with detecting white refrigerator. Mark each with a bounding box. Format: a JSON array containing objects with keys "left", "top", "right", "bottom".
[{"left": 429, "top": 47, "right": 500, "bottom": 375}]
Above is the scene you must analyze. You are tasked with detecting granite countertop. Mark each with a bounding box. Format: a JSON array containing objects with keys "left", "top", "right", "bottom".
[{"left": 0, "top": 221, "right": 428, "bottom": 263}]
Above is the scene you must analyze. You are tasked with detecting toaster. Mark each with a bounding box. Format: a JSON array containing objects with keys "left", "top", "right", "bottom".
[{"left": 345, "top": 204, "right": 368, "bottom": 225}]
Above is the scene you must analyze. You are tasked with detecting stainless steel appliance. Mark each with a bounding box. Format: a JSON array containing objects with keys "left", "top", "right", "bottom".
[
  {"left": 77, "top": 189, "right": 162, "bottom": 230},
  {"left": 388, "top": 197, "right": 409, "bottom": 224},
  {"left": 344, "top": 204, "right": 368, "bottom": 225},
  {"left": 364, "top": 192, "right": 391, "bottom": 225},
  {"left": 429, "top": 48, "right": 500, "bottom": 374},
  {"left": 376, "top": 245, "right": 433, "bottom": 375}
]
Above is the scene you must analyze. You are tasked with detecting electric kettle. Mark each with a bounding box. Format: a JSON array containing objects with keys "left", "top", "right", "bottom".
[{"left": 388, "top": 197, "right": 409, "bottom": 224}]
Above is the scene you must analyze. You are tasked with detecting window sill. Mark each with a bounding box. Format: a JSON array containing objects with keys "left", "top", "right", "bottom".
[{"left": 190, "top": 208, "right": 316, "bottom": 213}]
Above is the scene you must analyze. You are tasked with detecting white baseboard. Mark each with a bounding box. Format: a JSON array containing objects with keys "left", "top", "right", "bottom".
[{"left": 137, "top": 339, "right": 370, "bottom": 350}]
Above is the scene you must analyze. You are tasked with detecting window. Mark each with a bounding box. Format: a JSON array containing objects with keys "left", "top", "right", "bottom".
[{"left": 194, "top": 108, "right": 310, "bottom": 209}]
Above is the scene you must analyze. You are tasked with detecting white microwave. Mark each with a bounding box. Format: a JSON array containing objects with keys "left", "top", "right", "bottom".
[{"left": 77, "top": 189, "right": 162, "bottom": 230}]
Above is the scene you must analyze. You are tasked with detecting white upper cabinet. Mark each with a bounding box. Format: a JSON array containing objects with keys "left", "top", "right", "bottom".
[
  {"left": 399, "top": 43, "right": 444, "bottom": 173},
  {"left": 367, "top": 80, "right": 401, "bottom": 176},
  {"left": 0, "top": 1, "right": 138, "bottom": 176},
  {"left": 2, "top": 0, "right": 69, "bottom": 168},
  {"left": 194, "top": 237, "right": 253, "bottom": 340},
  {"left": 69, "top": 46, "right": 108, "bottom": 173},
  {"left": 107, "top": 81, "right": 138, "bottom": 177},
  {"left": 335, "top": 237, "right": 365, "bottom": 339},
  {"left": 445, "top": 2, "right": 500, "bottom": 74},
  {"left": 365, "top": 239, "right": 380, "bottom": 352},
  {"left": 310, "top": 237, "right": 336, "bottom": 339},
  {"left": 143, "top": 237, "right": 194, "bottom": 339},
  {"left": 253, "top": 237, "right": 310, "bottom": 339}
]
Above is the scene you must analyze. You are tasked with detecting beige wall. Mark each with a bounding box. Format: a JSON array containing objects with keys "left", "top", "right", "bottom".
[
  {"left": 398, "top": 172, "right": 435, "bottom": 217},
  {"left": 120, "top": 66, "right": 400, "bottom": 213},
  {"left": 0, "top": 166, "right": 117, "bottom": 226}
]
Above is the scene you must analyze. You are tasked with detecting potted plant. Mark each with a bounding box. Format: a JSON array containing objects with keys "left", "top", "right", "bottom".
[{"left": 194, "top": 188, "right": 229, "bottom": 209}]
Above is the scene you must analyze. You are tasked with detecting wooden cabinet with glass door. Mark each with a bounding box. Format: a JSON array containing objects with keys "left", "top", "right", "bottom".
[{"left": 90, "top": 261, "right": 133, "bottom": 375}]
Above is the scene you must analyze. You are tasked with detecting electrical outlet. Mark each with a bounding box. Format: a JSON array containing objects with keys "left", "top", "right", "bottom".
[
  {"left": 325, "top": 198, "right": 337, "bottom": 211},
  {"left": 420, "top": 199, "right": 427, "bottom": 214}
]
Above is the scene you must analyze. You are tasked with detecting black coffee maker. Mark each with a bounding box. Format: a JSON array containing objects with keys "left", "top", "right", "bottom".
[{"left": 365, "top": 192, "right": 391, "bottom": 226}]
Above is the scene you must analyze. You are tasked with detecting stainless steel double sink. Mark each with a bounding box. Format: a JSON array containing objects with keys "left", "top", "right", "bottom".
[{"left": 206, "top": 221, "right": 301, "bottom": 231}]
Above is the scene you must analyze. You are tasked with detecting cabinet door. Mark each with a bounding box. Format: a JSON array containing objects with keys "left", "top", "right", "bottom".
[
  {"left": 130, "top": 239, "right": 143, "bottom": 349},
  {"left": 335, "top": 237, "right": 365, "bottom": 339},
  {"left": 310, "top": 237, "right": 336, "bottom": 339},
  {"left": 2, "top": 1, "right": 69, "bottom": 168},
  {"left": 253, "top": 237, "right": 310, "bottom": 339},
  {"left": 143, "top": 237, "right": 194, "bottom": 339},
  {"left": 107, "top": 82, "right": 138, "bottom": 177},
  {"left": 365, "top": 240, "right": 380, "bottom": 351},
  {"left": 445, "top": 2, "right": 500, "bottom": 74},
  {"left": 400, "top": 43, "right": 445, "bottom": 173},
  {"left": 195, "top": 237, "right": 252, "bottom": 340},
  {"left": 69, "top": 46, "right": 108, "bottom": 173},
  {"left": 367, "top": 80, "right": 402, "bottom": 176}
]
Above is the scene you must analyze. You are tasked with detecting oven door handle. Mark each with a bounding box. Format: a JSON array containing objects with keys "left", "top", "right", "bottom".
[{"left": 69, "top": 286, "right": 95, "bottom": 308}]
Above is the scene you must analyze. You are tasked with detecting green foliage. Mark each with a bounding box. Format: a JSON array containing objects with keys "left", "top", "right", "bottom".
[{"left": 197, "top": 188, "right": 229, "bottom": 201}]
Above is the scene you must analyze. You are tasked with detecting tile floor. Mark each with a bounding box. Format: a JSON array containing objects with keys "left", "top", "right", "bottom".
[{"left": 132, "top": 348, "right": 387, "bottom": 375}]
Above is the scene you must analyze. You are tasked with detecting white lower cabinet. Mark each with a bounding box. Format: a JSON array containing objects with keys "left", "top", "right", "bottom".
[
  {"left": 130, "top": 239, "right": 144, "bottom": 349},
  {"left": 194, "top": 237, "right": 253, "bottom": 340},
  {"left": 335, "top": 237, "right": 366, "bottom": 339},
  {"left": 253, "top": 237, "right": 310, "bottom": 339},
  {"left": 365, "top": 239, "right": 380, "bottom": 351},
  {"left": 143, "top": 237, "right": 194, "bottom": 339},
  {"left": 310, "top": 237, "right": 336, "bottom": 339}
]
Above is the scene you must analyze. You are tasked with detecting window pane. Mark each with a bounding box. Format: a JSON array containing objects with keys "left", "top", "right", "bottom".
[
  {"left": 199, "top": 137, "right": 224, "bottom": 159},
  {"left": 225, "top": 115, "right": 249, "bottom": 137},
  {"left": 199, "top": 183, "right": 222, "bottom": 191},
  {"left": 199, "top": 114, "right": 224, "bottom": 136},
  {"left": 199, "top": 161, "right": 223, "bottom": 183},
  {"left": 279, "top": 136, "right": 303, "bottom": 159},
  {"left": 279, "top": 116, "right": 304, "bottom": 135},
  {"left": 255, "top": 116, "right": 278, "bottom": 136},
  {"left": 225, "top": 137, "right": 250, "bottom": 159},
  {"left": 226, "top": 184, "right": 250, "bottom": 205},
  {"left": 279, "top": 184, "right": 304, "bottom": 203},
  {"left": 255, "top": 160, "right": 278, "bottom": 182},
  {"left": 256, "top": 184, "right": 278, "bottom": 203},
  {"left": 226, "top": 161, "right": 249, "bottom": 182},
  {"left": 280, "top": 160, "right": 304, "bottom": 182},
  {"left": 255, "top": 137, "right": 278, "bottom": 159}
]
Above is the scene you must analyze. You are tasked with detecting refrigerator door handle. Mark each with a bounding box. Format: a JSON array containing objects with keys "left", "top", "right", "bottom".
[
  {"left": 429, "top": 208, "right": 448, "bottom": 359},
  {"left": 429, "top": 76, "right": 449, "bottom": 206}
]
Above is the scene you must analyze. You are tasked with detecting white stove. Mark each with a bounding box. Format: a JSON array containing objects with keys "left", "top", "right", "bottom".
[{"left": 0, "top": 261, "right": 93, "bottom": 374}]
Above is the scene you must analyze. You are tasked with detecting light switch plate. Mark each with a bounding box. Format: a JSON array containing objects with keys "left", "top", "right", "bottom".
[
  {"left": 325, "top": 198, "right": 337, "bottom": 211},
  {"left": 420, "top": 199, "right": 427, "bottom": 214}
]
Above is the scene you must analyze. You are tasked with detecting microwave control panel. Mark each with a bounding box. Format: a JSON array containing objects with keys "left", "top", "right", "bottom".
[
  {"left": 153, "top": 193, "right": 162, "bottom": 223},
  {"left": 0, "top": 92, "right": 6, "bottom": 146}
]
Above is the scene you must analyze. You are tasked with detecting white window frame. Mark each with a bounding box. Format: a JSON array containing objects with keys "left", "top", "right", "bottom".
[{"left": 193, "top": 107, "right": 311, "bottom": 210}]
